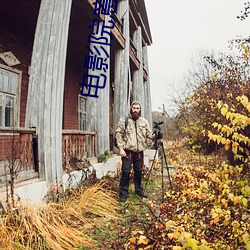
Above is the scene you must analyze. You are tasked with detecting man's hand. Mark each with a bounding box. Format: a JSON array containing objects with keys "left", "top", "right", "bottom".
[{"left": 120, "top": 148, "right": 126, "bottom": 157}]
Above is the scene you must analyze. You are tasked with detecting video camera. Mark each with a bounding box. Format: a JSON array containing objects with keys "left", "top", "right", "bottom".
[
  {"left": 153, "top": 121, "right": 163, "bottom": 130},
  {"left": 153, "top": 121, "right": 164, "bottom": 143}
]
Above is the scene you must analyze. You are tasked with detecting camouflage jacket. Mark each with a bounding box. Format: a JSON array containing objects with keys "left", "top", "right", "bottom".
[{"left": 115, "top": 115, "right": 155, "bottom": 152}]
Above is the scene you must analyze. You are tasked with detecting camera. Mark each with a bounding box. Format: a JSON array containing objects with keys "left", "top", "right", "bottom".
[
  {"left": 153, "top": 121, "right": 163, "bottom": 141},
  {"left": 153, "top": 121, "right": 163, "bottom": 130}
]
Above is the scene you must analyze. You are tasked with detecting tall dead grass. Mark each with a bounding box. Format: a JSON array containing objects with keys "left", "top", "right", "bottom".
[{"left": 0, "top": 180, "right": 121, "bottom": 249}]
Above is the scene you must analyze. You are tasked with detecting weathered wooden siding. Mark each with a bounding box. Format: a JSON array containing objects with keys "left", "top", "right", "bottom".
[
  {"left": 113, "top": 0, "right": 131, "bottom": 130},
  {"left": 25, "top": 0, "right": 72, "bottom": 183}
]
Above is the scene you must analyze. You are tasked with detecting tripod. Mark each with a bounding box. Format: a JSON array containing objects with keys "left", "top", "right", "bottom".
[{"left": 144, "top": 131, "right": 173, "bottom": 203}]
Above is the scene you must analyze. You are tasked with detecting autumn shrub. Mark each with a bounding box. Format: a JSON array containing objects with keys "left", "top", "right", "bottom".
[
  {"left": 176, "top": 46, "right": 250, "bottom": 155},
  {"left": 207, "top": 95, "right": 250, "bottom": 167}
]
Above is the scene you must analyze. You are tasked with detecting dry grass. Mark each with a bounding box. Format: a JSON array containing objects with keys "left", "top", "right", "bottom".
[{"left": 0, "top": 180, "right": 121, "bottom": 249}]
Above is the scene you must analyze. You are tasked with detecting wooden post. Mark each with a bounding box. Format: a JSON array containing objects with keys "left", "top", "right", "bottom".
[
  {"left": 86, "top": 14, "right": 110, "bottom": 155},
  {"left": 132, "top": 26, "right": 144, "bottom": 115},
  {"left": 113, "top": 0, "right": 131, "bottom": 130},
  {"left": 25, "top": 0, "right": 72, "bottom": 183},
  {"left": 142, "top": 45, "right": 153, "bottom": 126}
]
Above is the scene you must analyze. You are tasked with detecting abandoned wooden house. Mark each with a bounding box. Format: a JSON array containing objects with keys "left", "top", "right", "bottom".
[{"left": 0, "top": 0, "right": 153, "bottom": 193}]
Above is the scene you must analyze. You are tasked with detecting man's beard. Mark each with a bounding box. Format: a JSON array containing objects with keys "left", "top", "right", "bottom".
[{"left": 131, "top": 112, "right": 140, "bottom": 120}]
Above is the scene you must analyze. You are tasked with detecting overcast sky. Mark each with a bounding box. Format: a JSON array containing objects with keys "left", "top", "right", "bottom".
[{"left": 144, "top": 0, "right": 250, "bottom": 112}]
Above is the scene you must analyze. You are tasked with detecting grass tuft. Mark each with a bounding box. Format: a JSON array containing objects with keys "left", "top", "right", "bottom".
[{"left": 0, "top": 180, "right": 121, "bottom": 249}]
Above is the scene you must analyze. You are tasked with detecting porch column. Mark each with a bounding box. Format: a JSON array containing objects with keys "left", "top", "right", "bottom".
[
  {"left": 113, "top": 0, "right": 131, "bottom": 130},
  {"left": 25, "top": 0, "right": 72, "bottom": 183},
  {"left": 132, "top": 26, "right": 144, "bottom": 116},
  {"left": 142, "top": 45, "right": 153, "bottom": 126},
  {"left": 86, "top": 15, "right": 111, "bottom": 155}
]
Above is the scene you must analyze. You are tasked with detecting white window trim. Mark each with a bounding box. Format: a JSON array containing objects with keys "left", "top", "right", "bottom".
[{"left": 0, "top": 63, "right": 22, "bottom": 128}]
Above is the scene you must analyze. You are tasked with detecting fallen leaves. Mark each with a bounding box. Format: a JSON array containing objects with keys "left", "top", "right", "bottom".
[{"left": 125, "top": 151, "right": 249, "bottom": 249}]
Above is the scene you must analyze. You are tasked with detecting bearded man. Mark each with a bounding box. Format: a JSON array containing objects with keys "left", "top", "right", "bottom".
[{"left": 115, "top": 101, "right": 156, "bottom": 202}]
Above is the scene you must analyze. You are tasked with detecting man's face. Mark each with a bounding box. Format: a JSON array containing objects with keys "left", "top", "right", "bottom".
[{"left": 131, "top": 103, "right": 141, "bottom": 120}]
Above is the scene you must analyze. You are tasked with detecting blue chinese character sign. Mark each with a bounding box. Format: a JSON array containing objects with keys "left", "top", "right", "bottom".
[
  {"left": 80, "top": 74, "right": 106, "bottom": 98},
  {"left": 79, "top": 1, "right": 117, "bottom": 98}
]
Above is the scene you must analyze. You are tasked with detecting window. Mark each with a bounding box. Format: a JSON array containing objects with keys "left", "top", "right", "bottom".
[
  {"left": 0, "top": 66, "right": 20, "bottom": 127},
  {"left": 79, "top": 96, "right": 87, "bottom": 131}
]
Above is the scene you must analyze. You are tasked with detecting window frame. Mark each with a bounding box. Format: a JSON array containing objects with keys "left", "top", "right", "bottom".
[
  {"left": 78, "top": 95, "right": 87, "bottom": 131},
  {"left": 0, "top": 64, "right": 22, "bottom": 129}
]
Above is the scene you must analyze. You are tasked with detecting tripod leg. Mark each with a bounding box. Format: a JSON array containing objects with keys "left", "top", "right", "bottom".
[
  {"left": 144, "top": 148, "right": 158, "bottom": 192},
  {"left": 160, "top": 146, "right": 165, "bottom": 203},
  {"left": 161, "top": 143, "right": 173, "bottom": 190}
]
